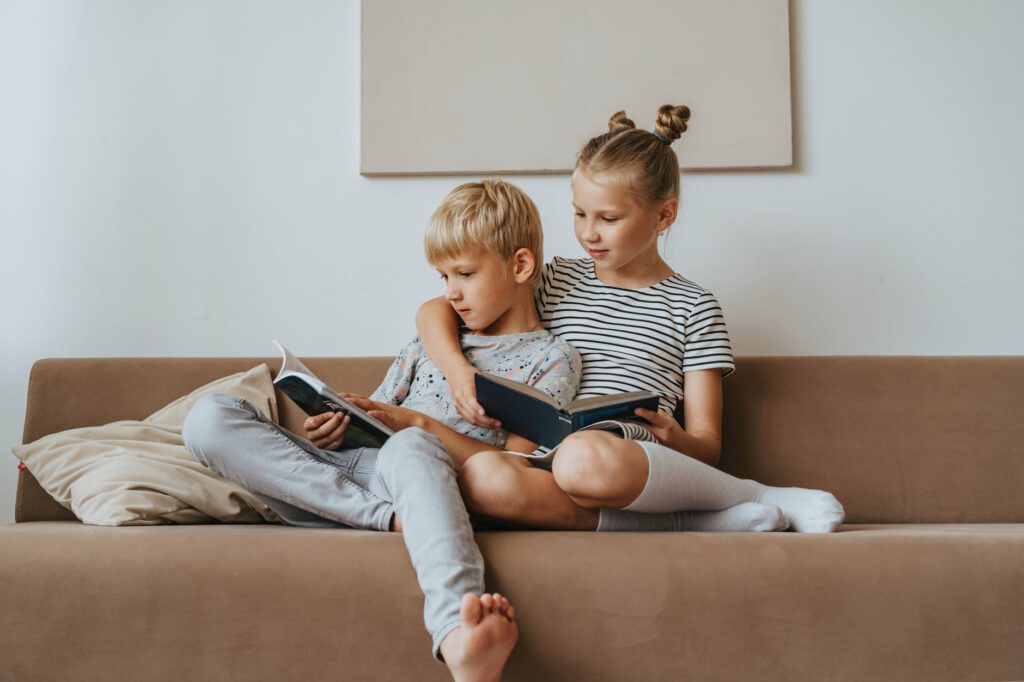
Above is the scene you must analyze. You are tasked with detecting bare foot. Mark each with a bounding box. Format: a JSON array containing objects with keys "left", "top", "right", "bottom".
[{"left": 439, "top": 593, "right": 518, "bottom": 682}]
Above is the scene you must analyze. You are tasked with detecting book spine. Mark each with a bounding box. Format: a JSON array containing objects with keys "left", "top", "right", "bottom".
[{"left": 558, "top": 414, "right": 572, "bottom": 442}]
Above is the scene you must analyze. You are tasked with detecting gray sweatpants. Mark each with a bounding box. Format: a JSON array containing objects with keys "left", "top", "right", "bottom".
[{"left": 183, "top": 394, "right": 483, "bottom": 659}]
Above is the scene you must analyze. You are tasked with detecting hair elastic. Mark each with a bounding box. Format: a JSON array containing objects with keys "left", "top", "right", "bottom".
[{"left": 652, "top": 130, "right": 671, "bottom": 144}]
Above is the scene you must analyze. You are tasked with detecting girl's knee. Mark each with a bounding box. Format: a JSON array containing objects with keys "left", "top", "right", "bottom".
[
  {"left": 458, "top": 452, "right": 524, "bottom": 517},
  {"left": 552, "top": 432, "right": 644, "bottom": 500}
]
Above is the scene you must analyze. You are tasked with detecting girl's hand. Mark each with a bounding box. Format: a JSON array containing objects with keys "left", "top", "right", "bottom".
[
  {"left": 449, "top": 365, "right": 501, "bottom": 430},
  {"left": 304, "top": 411, "right": 350, "bottom": 451},
  {"left": 634, "top": 407, "right": 686, "bottom": 450},
  {"left": 343, "top": 394, "right": 424, "bottom": 432}
]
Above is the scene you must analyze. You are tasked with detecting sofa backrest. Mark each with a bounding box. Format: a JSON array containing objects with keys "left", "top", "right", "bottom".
[
  {"left": 15, "top": 356, "right": 1024, "bottom": 524},
  {"left": 719, "top": 356, "right": 1023, "bottom": 524}
]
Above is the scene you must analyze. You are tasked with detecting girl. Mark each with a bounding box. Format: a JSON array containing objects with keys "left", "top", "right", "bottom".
[{"left": 416, "top": 105, "right": 845, "bottom": 534}]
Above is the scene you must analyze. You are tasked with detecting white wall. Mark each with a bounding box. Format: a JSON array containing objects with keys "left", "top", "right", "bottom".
[{"left": 2, "top": 0, "right": 1022, "bottom": 524}]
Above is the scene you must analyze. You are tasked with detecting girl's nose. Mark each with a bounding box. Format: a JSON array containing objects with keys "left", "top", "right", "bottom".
[{"left": 580, "top": 221, "right": 600, "bottom": 243}]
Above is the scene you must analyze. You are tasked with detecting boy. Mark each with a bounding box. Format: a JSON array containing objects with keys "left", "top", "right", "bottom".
[{"left": 183, "top": 180, "right": 580, "bottom": 682}]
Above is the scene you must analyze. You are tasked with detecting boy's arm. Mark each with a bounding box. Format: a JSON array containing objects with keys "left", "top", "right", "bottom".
[
  {"left": 415, "top": 296, "right": 500, "bottom": 429},
  {"left": 343, "top": 394, "right": 536, "bottom": 469},
  {"left": 304, "top": 341, "right": 417, "bottom": 450}
]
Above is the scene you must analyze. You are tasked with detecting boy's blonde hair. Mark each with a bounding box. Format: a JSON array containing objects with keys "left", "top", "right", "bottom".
[
  {"left": 425, "top": 180, "right": 544, "bottom": 287},
  {"left": 575, "top": 104, "right": 691, "bottom": 208}
]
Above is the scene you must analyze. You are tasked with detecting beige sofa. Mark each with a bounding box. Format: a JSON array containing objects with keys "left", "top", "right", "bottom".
[{"left": 2, "top": 356, "right": 1023, "bottom": 681}]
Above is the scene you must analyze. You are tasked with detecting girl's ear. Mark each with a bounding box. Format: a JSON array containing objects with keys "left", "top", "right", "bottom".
[
  {"left": 511, "top": 247, "right": 537, "bottom": 284},
  {"left": 657, "top": 198, "right": 680, "bottom": 231}
]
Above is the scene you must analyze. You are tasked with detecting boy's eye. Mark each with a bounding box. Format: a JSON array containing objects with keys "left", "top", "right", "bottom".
[
  {"left": 602, "top": 216, "right": 618, "bottom": 223},
  {"left": 459, "top": 272, "right": 474, "bottom": 278},
  {"left": 439, "top": 274, "right": 448, "bottom": 281}
]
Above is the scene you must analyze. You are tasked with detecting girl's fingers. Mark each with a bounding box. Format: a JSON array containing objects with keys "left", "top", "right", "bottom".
[
  {"left": 466, "top": 398, "right": 501, "bottom": 429},
  {"left": 634, "top": 407, "right": 657, "bottom": 421}
]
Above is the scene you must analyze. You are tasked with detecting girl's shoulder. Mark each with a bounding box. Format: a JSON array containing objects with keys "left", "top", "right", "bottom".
[
  {"left": 655, "top": 272, "right": 718, "bottom": 299},
  {"left": 540, "top": 257, "right": 594, "bottom": 300},
  {"left": 545, "top": 256, "right": 594, "bottom": 280}
]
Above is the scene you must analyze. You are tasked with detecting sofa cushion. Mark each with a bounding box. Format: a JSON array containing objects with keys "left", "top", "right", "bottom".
[
  {"left": 12, "top": 365, "right": 282, "bottom": 526},
  {"left": 1, "top": 522, "right": 1021, "bottom": 681}
]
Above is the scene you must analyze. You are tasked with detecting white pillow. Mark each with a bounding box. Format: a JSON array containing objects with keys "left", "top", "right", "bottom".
[{"left": 13, "top": 364, "right": 283, "bottom": 526}]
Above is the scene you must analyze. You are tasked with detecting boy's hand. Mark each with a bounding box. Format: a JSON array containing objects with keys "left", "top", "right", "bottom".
[
  {"left": 343, "top": 394, "right": 425, "bottom": 432},
  {"left": 633, "top": 407, "right": 686, "bottom": 450},
  {"left": 304, "top": 411, "right": 350, "bottom": 451},
  {"left": 450, "top": 365, "right": 501, "bottom": 430}
]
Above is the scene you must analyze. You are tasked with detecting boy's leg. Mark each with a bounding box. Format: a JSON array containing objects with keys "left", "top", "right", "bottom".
[
  {"left": 552, "top": 431, "right": 844, "bottom": 533},
  {"left": 183, "top": 393, "right": 393, "bottom": 531},
  {"left": 372, "top": 427, "right": 516, "bottom": 677}
]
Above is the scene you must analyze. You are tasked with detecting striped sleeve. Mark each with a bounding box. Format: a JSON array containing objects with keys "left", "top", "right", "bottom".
[{"left": 682, "top": 291, "right": 735, "bottom": 377}]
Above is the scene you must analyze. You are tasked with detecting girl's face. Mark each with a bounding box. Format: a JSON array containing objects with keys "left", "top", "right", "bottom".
[{"left": 571, "top": 171, "right": 677, "bottom": 283}]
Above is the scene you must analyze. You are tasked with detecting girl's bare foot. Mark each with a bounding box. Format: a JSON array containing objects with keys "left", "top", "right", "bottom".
[{"left": 439, "top": 593, "right": 518, "bottom": 682}]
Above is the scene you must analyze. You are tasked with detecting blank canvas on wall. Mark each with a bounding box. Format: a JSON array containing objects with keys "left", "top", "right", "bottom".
[{"left": 361, "top": 0, "right": 792, "bottom": 175}]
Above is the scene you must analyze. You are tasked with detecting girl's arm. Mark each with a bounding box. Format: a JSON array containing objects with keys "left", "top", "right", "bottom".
[
  {"left": 633, "top": 369, "right": 723, "bottom": 466},
  {"left": 415, "top": 296, "right": 500, "bottom": 429}
]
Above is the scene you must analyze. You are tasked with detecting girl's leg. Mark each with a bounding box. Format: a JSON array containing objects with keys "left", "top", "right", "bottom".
[
  {"left": 458, "top": 451, "right": 599, "bottom": 530},
  {"left": 552, "top": 431, "right": 844, "bottom": 533},
  {"left": 461, "top": 449, "right": 787, "bottom": 533}
]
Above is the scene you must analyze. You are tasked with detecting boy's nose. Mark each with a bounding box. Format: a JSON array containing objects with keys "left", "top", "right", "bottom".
[{"left": 445, "top": 284, "right": 461, "bottom": 301}]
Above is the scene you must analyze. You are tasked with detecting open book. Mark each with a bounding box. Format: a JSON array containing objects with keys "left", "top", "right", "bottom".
[
  {"left": 474, "top": 372, "right": 660, "bottom": 452},
  {"left": 273, "top": 340, "right": 394, "bottom": 449}
]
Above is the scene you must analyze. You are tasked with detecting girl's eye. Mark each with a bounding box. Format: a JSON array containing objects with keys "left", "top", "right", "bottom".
[{"left": 574, "top": 210, "right": 585, "bottom": 217}]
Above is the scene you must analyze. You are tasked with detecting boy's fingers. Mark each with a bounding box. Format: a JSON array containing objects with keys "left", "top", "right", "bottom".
[
  {"left": 346, "top": 395, "right": 376, "bottom": 411},
  {"left": 317, "top": 415, "right": 349, "bottom": 449},
  {"left": 311, "top": 412, "right": 345, "bottom": 440},
  {"left": 303, "top": 412, "right": 329, "bottom": 431}
]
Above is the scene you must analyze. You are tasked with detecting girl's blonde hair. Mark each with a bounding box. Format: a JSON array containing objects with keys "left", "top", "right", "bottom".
[
  {"left": 425, "top": 180, "right": 544, "bottom": 286},
  {"left": 575, "top": 104, "right": 691, "bottom": 207}
]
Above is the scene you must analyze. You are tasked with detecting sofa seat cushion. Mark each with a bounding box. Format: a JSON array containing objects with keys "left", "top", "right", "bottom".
[{"left": 2, "top": 522, "right": 1022, "bottom": 681}]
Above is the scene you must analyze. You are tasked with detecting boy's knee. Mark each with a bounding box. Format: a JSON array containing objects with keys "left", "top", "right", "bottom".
[
  {"left": 459, "top": 452, "right": 523, "bottom": 517},
  {"left": 376, "top": 427, "right": 453, "bottom": 474},
  {"left": 183, "top": 394, "right": 248, "bottom": 465}
]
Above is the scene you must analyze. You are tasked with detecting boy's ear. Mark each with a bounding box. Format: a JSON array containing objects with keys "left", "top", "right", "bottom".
[{"left": 511, "top": 247, "right": 537, "bottom": 284}]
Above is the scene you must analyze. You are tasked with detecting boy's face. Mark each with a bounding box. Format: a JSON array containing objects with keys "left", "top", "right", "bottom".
[{"left": 434, "top": 245, "right": 521, "bottom": 336}]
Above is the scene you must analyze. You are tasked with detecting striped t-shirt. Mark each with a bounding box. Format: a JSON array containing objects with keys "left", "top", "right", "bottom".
[{"left": 536, "top": 257, "right": 735, "bottom": 416}]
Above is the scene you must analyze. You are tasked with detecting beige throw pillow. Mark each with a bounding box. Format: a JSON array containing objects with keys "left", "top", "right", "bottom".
[{"left": 13, "top": 365, "right": 283, "bottom": 526}]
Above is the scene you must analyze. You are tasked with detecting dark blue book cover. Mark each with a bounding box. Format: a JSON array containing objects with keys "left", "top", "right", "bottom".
[{"left": 475, "top": 373, "right": 658, "bottom": 450}]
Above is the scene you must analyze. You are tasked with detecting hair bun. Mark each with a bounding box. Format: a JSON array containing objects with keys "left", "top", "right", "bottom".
[
  {"left": 653, "top": 104, "right": 691, "bottom": 143},
  {"left": 608, "top": 110, "right": 636, "bottom": 135}
]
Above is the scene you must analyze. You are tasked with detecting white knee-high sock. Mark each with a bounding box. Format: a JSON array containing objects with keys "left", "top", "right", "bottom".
[
  {"left": 598, "top": 502, "right": 789, "bottom": 533},
  {"left": 626, "top": 444, "right": 845, "bottom": 533}
]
